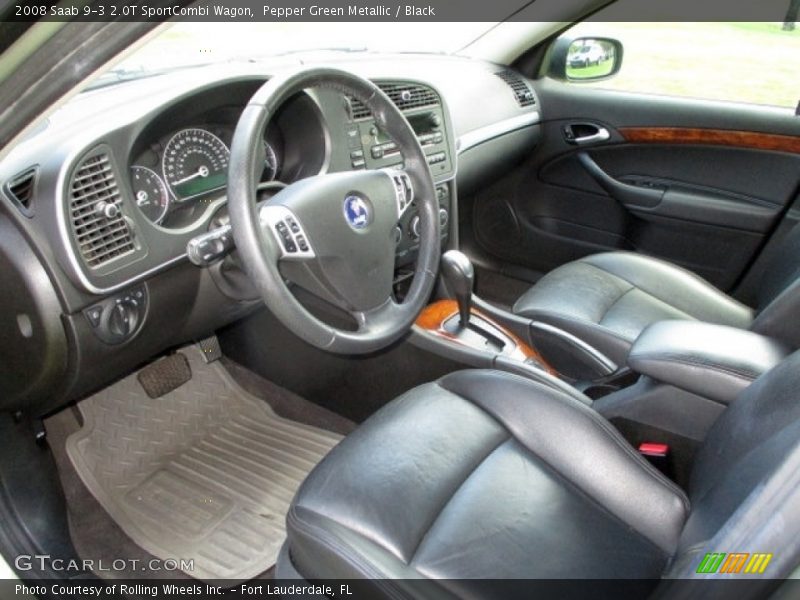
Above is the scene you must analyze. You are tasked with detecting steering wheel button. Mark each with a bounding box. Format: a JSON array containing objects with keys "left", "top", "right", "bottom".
[
  {"left": 297, "top": 235, "right": 308, "bottom": 251},
  {"left": 285, "top": 240, "right": 297, "bottom": 253}
]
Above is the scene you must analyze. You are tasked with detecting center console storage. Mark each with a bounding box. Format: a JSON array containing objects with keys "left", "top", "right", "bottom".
[{"left": 626, "top": 320, "right": 789, "bottom": 406}]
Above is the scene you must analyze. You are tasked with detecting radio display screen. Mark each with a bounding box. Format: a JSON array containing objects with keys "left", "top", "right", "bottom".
[{"left": 375, "top": 113, "right": 433, "bottom": 144}]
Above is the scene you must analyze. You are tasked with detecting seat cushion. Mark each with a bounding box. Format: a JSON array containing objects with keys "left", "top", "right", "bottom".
[
  {"left": 284, "top": 370, "right": 689, "bottom": 588},
  {"left": 513, "top": 252, "right": 754, "bottom": 365}
]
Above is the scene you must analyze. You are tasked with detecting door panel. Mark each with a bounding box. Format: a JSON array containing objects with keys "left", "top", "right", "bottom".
[{"left": 470, "top": 80, "right": 800, "bottom": 292}]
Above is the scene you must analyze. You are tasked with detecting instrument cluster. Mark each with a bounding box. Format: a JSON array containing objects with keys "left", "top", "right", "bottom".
[{"left": 129, "top": 124, "right": 281, "bottom": 229}]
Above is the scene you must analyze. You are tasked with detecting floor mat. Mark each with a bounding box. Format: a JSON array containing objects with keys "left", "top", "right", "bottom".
[{"left": 66, "top": 345, "right": 342, "bottom": 582}]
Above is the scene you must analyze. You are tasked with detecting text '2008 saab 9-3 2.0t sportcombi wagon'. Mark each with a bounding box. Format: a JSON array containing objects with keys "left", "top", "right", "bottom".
[{"left": 0, "top": 2, "right": 800, "bottom": 599}]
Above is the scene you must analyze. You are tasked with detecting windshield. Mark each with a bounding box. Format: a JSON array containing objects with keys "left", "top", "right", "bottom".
[{"left": 92, "top": 22, "right": 496, "bottom": 88}]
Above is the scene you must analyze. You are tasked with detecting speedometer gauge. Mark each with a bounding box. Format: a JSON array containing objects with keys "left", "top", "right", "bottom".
[
  {"left": 162, "top": 128, "right": 230, "bottom": 201},
  {"left": 130, "top": 166, "right": 169, "bottom": 224}
]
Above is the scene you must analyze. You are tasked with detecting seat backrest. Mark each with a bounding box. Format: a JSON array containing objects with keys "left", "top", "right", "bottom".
[
  {"left": 676, "top": 350, "right": 800, "bottom": 557},
  {"left": 751, "top": 224, "right": 800, "bottom": 347}
]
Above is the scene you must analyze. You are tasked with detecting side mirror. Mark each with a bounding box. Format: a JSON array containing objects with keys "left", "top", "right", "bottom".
[{"left": 547, "top": 36, "right": 623, "bottom": 82}]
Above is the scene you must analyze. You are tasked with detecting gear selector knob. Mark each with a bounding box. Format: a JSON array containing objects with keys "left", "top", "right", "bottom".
[{"left": 440, "top": 250, "right": 474, "bottom": 327}]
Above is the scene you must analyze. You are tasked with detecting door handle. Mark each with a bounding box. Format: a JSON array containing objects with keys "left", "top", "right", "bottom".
[
  {"left": 563, "top": 123, "right": 610, "bottom": 146},
  {"left": 574, "top": 129, "right": 610, "bottom": 145}
]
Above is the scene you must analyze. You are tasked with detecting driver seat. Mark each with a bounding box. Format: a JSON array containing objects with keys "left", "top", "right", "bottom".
[{"left": 277, "top": 352, "right": 800, "bottom": 592}]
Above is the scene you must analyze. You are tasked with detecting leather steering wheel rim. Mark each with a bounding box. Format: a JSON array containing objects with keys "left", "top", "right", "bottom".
[{"left": 227, "top": 67, "right": 440, "bottom": 354}]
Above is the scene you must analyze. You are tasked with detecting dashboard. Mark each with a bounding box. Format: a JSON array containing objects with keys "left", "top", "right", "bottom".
[{"left": 0, "top": 54, "right": 542, "bottom": 413}]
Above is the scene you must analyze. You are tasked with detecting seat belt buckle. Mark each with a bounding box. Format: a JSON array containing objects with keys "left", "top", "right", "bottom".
[{"left": 638, "top": 442, "right": 672, "bottom": 477}]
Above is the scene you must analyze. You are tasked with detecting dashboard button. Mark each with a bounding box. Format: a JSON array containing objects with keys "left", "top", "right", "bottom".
[
  {"left": 346, "top": 128, "right": 361, "bottom": 148},
  {"left": 85, "top": 306, "right": 103, "bottom": 328}
]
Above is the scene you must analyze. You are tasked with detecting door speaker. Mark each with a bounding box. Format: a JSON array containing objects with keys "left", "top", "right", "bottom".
[{"left": 475, "top": 196, "right": 521, "bottom": 251}]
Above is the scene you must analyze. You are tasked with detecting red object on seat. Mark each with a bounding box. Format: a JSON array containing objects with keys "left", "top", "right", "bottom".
[{"left": 639, "top": 442, "right": 669, "bottom": 457}]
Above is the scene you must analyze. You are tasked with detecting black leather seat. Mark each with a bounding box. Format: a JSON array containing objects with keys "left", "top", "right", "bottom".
[
  {"left": 279, "top": 353, "right": 800, "bottom": 591},
  {"left": 512, "top": 228, "right": 800, "bottom": 365}
]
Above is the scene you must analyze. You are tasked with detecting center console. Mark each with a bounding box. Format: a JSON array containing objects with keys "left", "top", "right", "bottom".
[
  {"left": 411, "top": 250, "right": 594, "bottom": 404},
  {"left": 342, "top": 83, "right": 454, "bottom": 270},
  {"left": 595, "top": 320, "right": 790, "bottom": 429},
  {"left": 625, "top": 320, "right": 789, "bottom": 406}
]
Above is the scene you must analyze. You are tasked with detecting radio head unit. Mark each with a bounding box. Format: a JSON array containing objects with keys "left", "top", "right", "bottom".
[{"left": 343, "top": 83, "right": 454, "bottom": 179}]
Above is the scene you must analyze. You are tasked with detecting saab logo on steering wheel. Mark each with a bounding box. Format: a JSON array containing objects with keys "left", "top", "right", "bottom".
[{"left": 343, "top": 195, "right": 372, "bottom": 230}]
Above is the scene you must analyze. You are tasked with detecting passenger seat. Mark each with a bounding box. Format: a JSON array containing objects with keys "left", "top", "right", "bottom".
[{"left": 512, "top": 226, "right": 800, "bottom": 365}]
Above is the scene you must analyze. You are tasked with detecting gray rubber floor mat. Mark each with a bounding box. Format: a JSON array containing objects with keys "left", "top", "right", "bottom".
[{"left": 66, "top": 345, "right": 342, "bottom": 582}]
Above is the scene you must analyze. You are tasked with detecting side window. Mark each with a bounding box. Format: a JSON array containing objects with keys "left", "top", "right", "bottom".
[{"left": 556, "top": 22, "right": 799, "bottom": 110}]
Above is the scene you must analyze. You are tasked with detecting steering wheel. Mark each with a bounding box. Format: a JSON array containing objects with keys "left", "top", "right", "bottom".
[{"left": 227, "top": 68, "right": 440, "bottom": 354}]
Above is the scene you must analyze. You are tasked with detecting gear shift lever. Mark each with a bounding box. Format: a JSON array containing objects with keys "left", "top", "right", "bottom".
[{"left": 440, "top": 250, "right": 474, "bottom": 327}]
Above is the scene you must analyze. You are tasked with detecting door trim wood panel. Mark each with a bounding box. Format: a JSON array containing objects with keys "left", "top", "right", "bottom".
[{"left": 620, "top": 127, "right": 800, "bottom": 155}]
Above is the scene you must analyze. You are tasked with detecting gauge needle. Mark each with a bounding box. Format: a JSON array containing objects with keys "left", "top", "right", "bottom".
[{"left": 172, "top": 165, "right": 210, "bottom": 186}]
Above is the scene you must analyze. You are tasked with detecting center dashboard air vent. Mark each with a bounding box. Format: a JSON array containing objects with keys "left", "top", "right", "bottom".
[
  {"left": 495, "top": 70, "right": 536, "bottom": 107},
  {"left": 348, "top": 82, "right": 440, "bottom": 120},
  {"left": 68, "top": 150, "right": 135, "bottom": 269}
]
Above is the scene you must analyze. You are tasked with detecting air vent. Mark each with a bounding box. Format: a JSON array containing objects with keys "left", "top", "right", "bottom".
[
  {"left": 348, "top": 82, "right": 440, "bottom": 120},
  {"left": 495, "top": 70, "right": 536, "bottom": 107},
  {"left": 5, "top": 168, "right": 36, "bottom": 214},
  {"left": 68, "top": 152, "right": 135, "bottom": 268}
]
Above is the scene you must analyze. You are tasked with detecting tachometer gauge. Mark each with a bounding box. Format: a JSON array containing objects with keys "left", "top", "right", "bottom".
[
  {"left": 130, "top": 166, "right": 169, "bottom": 224},
  {"left": 263, "top": 141, "right": 279, "bottom": 182},
  {"left": 162, "top": 128, "right": 230, "bottom": 201}
]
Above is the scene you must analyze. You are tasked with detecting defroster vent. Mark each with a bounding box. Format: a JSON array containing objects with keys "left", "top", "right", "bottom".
[{"left": 68, "top": 151, "right": 135, "bottom": 268}]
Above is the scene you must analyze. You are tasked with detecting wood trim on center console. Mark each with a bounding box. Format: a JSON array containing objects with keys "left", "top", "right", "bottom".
[
  {"left": 415, "top": 299, "right": 557, "bottom": 375},
  {"left": 619, "top": 127, "right": 800, "bottom": 155}
]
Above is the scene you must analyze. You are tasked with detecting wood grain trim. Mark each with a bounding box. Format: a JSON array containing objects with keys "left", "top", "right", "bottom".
[
  {"left": 619, "top": 127, "right": 800, "bottom": 155},
  {"left": 415, "top": 299, "right": 557, "bottom": 375}
]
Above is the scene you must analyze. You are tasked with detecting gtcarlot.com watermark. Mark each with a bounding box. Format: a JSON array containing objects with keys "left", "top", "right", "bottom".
[{"left": 14, "top": 554, "right": 194, "bottom": 573}]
